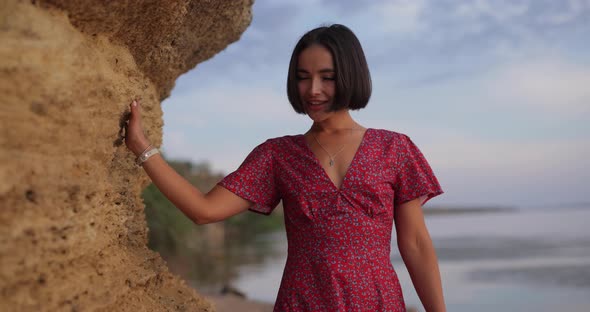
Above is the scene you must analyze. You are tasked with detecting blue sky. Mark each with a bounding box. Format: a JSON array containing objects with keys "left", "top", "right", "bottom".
[{"left": 161, "top": 0, "right": 590, "bottom": 208}]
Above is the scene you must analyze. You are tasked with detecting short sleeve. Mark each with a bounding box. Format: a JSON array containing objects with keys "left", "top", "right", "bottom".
[
  {"left": 393, "top": 135, "right": 443, "bottom": 207},
  {"left": 218, "top": 139, "right": 281, "bottom": 215}
]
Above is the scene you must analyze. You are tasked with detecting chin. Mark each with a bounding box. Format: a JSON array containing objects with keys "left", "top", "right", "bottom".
[
  {"left": 305, "top": 106, "right": 333, "bottom": 122},
  {"left": 306, "top": 111, "right": 330, "bottom": 122}
]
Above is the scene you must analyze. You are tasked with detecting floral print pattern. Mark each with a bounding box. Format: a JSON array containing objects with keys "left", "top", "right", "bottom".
[{"left": 219, "top": 128, "right": 443, "bottom": 312}]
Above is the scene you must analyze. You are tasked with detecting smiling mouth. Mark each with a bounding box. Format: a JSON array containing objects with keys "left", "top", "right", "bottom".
[
  {"left": 307, "top": 100, "right": 327, "bottom": 107},
  {"left": 306, "top": 101, "right": 327, "bottom": 112}
]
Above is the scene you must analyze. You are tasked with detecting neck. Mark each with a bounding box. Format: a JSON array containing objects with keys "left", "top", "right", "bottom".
[{"left": 309, "top": 110, "right": 360, "bottom": 134}]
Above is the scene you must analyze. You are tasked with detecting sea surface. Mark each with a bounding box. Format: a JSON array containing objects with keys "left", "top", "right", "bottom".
[{"left": 228, "top": 207, "right": 590, "bottom": 311}]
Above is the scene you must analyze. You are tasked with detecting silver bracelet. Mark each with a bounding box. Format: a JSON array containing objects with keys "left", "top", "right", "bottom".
[
  {"left": 136, "top": 147, "right": 159, "bottom": 166},
  {"left": 138, "top": 144, "right": 152, "bottom": 156}
]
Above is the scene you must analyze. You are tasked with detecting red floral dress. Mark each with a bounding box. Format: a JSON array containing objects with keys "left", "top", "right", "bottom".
[{"left": 219, "top": 128, "right": 443, "bottom": 312}]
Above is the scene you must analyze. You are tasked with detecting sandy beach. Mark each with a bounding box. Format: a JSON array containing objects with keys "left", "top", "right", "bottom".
[
  {"left": 205, "top": 294, "right": 274, "bottom": 312},
  {"left": 205, "top": 294, "right": 419, "bottom": 312}
]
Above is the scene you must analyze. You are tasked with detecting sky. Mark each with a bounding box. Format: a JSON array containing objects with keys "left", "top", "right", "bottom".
[{"left": 161, "top": 0, "right": 590, "bottom": 208}]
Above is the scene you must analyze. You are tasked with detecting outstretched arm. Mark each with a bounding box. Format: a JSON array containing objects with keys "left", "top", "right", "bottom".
[
  {"left": 395, "top": 198, "right": 446, "bottom": 312},
  {"left": 124, "top": 100, "right": 252, "bottom": 224}
]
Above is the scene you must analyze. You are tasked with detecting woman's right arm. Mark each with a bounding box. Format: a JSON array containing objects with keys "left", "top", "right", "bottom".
[{"left": 124, "top": 100, "right": 253, "bottom": 224}]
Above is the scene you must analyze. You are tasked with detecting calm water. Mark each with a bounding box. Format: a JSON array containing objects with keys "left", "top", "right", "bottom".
[{"left": 226, "top": 208, "right": 590, "bottom": 311}]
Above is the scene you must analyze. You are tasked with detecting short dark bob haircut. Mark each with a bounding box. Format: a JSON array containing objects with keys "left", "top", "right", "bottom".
[{"left": 287, "top": 24, "right": 372, "bottom": 114}]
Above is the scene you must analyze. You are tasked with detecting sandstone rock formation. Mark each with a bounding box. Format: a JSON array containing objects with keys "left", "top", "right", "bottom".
[{"left": 0, "top": 1, "right": 252, "bottom": 311}]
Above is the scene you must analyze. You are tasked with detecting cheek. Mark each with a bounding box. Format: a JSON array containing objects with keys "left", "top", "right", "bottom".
[
  {"left": 325, "top": 82, "right": 336, "bottom": 97},
  {"left": 297, "top": 81, "right": 308, "bottom": 96}
]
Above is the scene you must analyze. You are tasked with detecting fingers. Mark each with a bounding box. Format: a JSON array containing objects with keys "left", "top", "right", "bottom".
[
  {"left": 130, "top": 99, "right": 138, "bottom": 114},
  {"left": 129, "top": 99, "right": 142, "bottom": 124},
  {"left": 124, "top": 99, "right": 151, "bottom": 155}
]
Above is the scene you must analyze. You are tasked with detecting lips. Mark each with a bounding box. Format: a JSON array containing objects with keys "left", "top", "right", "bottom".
[{"left": 306, "top": 100, "right": 328, "bottom": 111}]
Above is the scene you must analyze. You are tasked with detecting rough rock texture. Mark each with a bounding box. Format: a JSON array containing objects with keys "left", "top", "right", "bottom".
[{"left": 0, "top": 1, "right": 252, "bottom": 311}]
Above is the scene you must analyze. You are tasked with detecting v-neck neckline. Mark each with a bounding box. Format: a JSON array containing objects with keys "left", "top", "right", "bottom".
[{"left": 299, "top": 128, "right": 372, "bottom": 192}]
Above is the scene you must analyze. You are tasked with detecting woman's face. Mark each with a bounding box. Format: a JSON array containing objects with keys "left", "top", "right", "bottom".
[{"left": 296, "top": 44, "right": 337, "bottom": 122}]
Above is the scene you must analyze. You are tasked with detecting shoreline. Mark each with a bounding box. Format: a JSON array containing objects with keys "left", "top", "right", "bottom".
[
  {"left": 204, "top": 294, "right": 274, "bottom": 312},
  {"left": 204, "top": 294, "right": 418, "bottom": 312}
]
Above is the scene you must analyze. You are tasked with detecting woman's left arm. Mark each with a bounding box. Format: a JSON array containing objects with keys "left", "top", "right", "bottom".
[{"left": 395, "top": 197, "right": 446, "bottom": 312}]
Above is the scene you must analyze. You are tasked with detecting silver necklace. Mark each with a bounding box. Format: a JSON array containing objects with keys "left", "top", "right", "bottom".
[{"left": 310, "top": 129, "right": 353, "bottom": 167}]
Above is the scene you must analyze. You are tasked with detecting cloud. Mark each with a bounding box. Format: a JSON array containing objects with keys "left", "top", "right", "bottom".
[
  {"left": 365, "top": 0, "right": 589, "bottom": 68},
  {"left": 414, "top": 130, "right": 590, "bottom": 207},
  {"left": 320, "top": 0, "right": 428, "bottom": 36},
  {"left": 161, "top": 0, "right": 590, "bottom": 207},
  {"left": 161, "top": 105, "right": 208, "bottom": 128},
  {"left": 452, "top": 0, "right": 529, "bottom": 21},
  {"left": 488, "top": 59, "right": 590, "bottom": 115},
  {"left": 161, "top": 128, "right": 256, "bottom": 174},
  {"left": 374, "top": 0, "right": 427, "bottom": 35},
  {"left": 162, "top": 83, "right": 306, "bottom": 173},
  {"left": 164, "top": 84, "right": 300, "bottom": 127},
  {"left": 353, "top": 117, "right": 589, "bottom": 174},
  {"left": 251, "top": 1, "right": 303, "bottom": 31},
  {"left": 369, "top": 52, "right": 590, "bottom": 119},
  {"left": 428, "top": 136, "right": 589, "bottom": 173},
  {"left": 535, "top": 0, "right": 589, "bottom": 25}
]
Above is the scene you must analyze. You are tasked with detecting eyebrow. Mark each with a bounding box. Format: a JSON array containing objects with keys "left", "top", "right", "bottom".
[{"left": 297, "top": 69, "right": 335, "bottom": 74}]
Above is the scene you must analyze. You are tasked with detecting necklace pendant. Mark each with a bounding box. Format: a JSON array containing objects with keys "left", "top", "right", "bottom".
[{"left": 329, "top": 159, "right": 334, "bottom": 167}]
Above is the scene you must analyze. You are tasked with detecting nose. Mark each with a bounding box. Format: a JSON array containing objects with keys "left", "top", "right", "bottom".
[{"left": 310, "top": 77, "right": 321, "bottom": 96}]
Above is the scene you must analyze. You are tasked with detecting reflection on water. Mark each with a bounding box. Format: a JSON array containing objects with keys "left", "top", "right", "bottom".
[
  {"left": 397, "top": 208, "right": 590, "bottom": 311},
  {"left": 470, "top": 262, "right": 590, "bottom": 288},
  {"left": 162, "top": 208, "right": 590, "bottom": 310},
  {"left": 423, "top": 236, "right": 590, "bottom": 261},
  {"left": 162, "top": 228, "right": 285, "bottom": 293},
  {"left": 230, "top": 208, "right": 590, "bottom": 311}
]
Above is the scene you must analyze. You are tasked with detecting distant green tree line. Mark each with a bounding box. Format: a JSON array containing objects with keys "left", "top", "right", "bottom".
[{"left": 141, "top": 154, "right": 284, "bottom": 257}]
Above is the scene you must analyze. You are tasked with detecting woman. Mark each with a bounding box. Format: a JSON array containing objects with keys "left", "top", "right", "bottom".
[{"left": 125, "top": 24, "right": 445, "bottom": 312}]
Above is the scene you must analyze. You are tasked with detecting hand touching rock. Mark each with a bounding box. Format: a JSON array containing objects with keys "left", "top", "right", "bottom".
[{"left": 125, "top": 100, "right": 151, "bottom": 156}]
